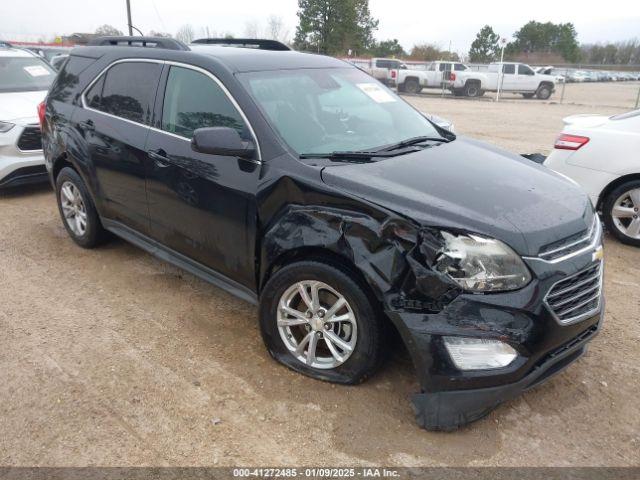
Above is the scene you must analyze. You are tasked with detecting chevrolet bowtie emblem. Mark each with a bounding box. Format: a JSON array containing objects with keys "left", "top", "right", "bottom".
[{"left": 592, "top": 245, "right": 604, "bottom": 262}]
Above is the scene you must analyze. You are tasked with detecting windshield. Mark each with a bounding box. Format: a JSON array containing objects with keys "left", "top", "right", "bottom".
[
  {"left": 239, "top": 68, "right": 442, "bottom": 155},
  {"left": 0, "top": 56, "right": 56, "bottom": 93}
]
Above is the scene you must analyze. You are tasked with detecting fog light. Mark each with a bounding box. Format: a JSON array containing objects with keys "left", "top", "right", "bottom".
[{"left": 443, "top": 337, "right": 517, "bottom": 370}]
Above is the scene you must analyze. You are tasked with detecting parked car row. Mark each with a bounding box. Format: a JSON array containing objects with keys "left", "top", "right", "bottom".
[{"left": 536, "top": 66, "right": 640, "bottom": 83}]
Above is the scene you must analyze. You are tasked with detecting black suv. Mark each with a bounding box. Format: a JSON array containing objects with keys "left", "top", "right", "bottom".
[{"left": 41, "top": 37, "right": 604, "bottom": 430}]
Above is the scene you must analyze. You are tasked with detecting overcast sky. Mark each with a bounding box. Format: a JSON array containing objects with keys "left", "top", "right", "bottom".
[{"left": 1, "top": 0, "right": 639, "bottom": 54}]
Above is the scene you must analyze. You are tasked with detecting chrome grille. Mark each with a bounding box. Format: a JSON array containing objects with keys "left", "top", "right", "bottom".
[
  {"left": 17, "top": 124, "right": 42, "bottom": 151},
  {"left": 539, "top": 216, "right": 600, "bottom": 262},
  {"left": 545, "top": 262, "right": 603, "bottom": 325}
]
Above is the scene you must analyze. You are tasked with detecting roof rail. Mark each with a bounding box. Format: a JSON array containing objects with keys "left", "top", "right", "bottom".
[
  {"left": 191, "top": 38, "right": 291, "bottom": 51},
  {"left": 87, "top": 36, "right": 190, "bottom": 51}
]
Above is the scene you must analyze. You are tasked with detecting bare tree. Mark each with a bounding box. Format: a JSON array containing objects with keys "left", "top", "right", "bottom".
[
  {"left": 175, "top": 24, "right": 195, "bottom": 44},
  {"left": 95, "top": 24, "right": 123, "bottom": 36},
  {"left": 244, "top": 20, "right": 260, "bottom": 38},
  {"left": 266, "top": 15, "right": 289, "bottom": 43},
  {"left": 148, "top": 30, "right": 172, "bottom": 38}
]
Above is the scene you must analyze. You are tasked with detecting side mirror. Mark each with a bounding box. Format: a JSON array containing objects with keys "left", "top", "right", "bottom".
[{"left": 191, "top": 127, "right": 256, "bottom": 159}]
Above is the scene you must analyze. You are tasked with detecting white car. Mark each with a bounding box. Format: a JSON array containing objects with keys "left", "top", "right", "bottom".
[
  {"left": 0, "top": 44, "right": 55, "bottom": 189},
  {"left": 544, "top": 110, "right": 640, "bottom": 246}
]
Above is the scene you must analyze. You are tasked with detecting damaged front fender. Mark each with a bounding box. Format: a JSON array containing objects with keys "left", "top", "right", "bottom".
[{"left": 260, "top": 204, "right": 462, "bottom": 314}]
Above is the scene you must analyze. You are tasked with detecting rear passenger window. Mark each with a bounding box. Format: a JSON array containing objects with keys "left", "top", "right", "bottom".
[
  {"left": 161, "top": 66, "right": 247, "bottom": 140},
  {"left": 85, "top": 76, "right": 105, "bottom": 109},
  {"left": 89, "top": 62, "right": 161, "bottom": 124},
  {"left": 503, "top": 64, "right": 515, "bottom": 74}
]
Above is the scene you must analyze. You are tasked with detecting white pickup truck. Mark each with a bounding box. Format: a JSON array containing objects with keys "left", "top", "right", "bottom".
[
  {"left": 358, "top": 58, "right": 472, "bottom": 95},
  {"left": 447, "top": 62, "right": 556, "bottom": 99},
  {"left": 398, "top": 61, "right": 470, "bottom": 94},
  {"left": 357, "top": 58, "right": 407, "bottom": 87}
]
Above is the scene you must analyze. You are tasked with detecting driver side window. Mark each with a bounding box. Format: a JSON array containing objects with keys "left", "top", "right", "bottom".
[{"left": 161, "top": 66, "right": 248, "bottom": 140}]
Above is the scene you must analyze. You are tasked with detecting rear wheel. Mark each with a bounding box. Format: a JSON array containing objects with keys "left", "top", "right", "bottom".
[
  {"left": 603, "top": 180, "right": 640, "bottom": 247},
  {"left": 55, "top": 167, "right": 107, "bottom": 248},
  {"left": 404, "top": 78, "right": 421, "bottom": 94},
  {"left": 259, "top": 260, "right": 385, "bottom": 384},
  {"left": 464, "top": 82, "right": 482, "bottom": 97}
]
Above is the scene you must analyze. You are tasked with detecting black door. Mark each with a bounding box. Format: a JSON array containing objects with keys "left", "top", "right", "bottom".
[
  {"left": 75, "top": 61, "right": 162, "bottom": 234},
  {"left": 145, "top": 65, "right": 260, "bottom": 290}
]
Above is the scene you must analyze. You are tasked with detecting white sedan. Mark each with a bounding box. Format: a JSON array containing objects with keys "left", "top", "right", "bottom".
[{"left": 544, "top": 110, "right": 640, "bottom": 246}]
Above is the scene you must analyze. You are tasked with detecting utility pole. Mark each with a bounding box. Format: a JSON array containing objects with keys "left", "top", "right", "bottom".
[
  {"left": 496, "top": 37, "right": 506, "bottom": 102},
  {"left": 126, "top": 0, "right": 133, "bottom": 36}
]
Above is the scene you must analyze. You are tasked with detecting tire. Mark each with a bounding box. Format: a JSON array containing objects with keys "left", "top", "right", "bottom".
[
  {"left": 602, "top": 180, "right": 640, "bottom": 247},
  {"left": 404, "top": 78, "right": 421, "bottom": 95},
  {"left": 464, "top": 82, "right": 482, "bottom": 97},
  {"left": 522, "top": 93, "right": 535, "bottom": 99},
  {"left": 536, "top": 84, "right": 552, "bottom": 100},
  {"left": 55, "top": 166, "right": 108, "bottom": 248},
  {"left": 259, "top": 260, "right": 385, "bottom": 385}
]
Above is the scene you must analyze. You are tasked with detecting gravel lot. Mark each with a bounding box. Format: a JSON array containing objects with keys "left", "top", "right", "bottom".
[{"left": 1, "top": 82, "right": 639, "bottom": 467}]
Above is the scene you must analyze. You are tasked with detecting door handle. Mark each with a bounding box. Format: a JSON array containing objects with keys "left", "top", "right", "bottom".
[
  {"left": 78, "top": 120, "right": 94, "bottom": 131},
  {"left": 148, "top": 149, "right": 171, "bottom": 168}
]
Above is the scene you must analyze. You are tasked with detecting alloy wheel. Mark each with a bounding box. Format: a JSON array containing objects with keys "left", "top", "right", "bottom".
[
  {"left": 611, "top": 188, "right": 640, "bottom": 240},
  {"left": 277, "top": 280, "right": 357, "bottom": 369},
  {"left": 60, "top": 181, "right": 88, "bottom": 237}
]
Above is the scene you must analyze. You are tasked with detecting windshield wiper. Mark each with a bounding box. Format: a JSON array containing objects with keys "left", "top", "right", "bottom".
[
  {"left": 375, "top": 135, "right": 450, "bottom": 152},
  {"left": 299, "top": 150, "right": 395, "bottom": 162},
  {"left": 299, "top": 139, "right": 447, "bottom": 162}
]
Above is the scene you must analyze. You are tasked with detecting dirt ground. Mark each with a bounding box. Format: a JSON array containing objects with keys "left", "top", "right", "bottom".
[{"left": 1, "top": 82, "right": 639, "bottom": 467}]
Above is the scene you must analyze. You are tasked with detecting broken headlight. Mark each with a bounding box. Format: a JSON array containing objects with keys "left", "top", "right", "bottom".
[{"left": 435, "top": 231, "right": 531, "bottom": 292}]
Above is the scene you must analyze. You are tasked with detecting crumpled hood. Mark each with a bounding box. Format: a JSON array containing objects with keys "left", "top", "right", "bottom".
[
  {"left": 0, "top": 90, "right": 46, "bottom": 124},
  {"left": 320, "top": 136, "right": 593, "bottom": 256}
]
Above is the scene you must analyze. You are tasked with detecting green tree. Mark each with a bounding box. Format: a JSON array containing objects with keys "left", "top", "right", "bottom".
[
  {"left": 294, "top": 0, "right": 378, "bottom": 55},
  {"left": 409, "top": 43, "right": 459, "bottom": 62},
  {"left": 369, "top": 39, "right": 406, "bottom": 58},
  {"left": 468, "top": 25, "right": 500, "bottom": 63},
  {"left": 506, "top": 21, "right": 580, "bottom": 63}
]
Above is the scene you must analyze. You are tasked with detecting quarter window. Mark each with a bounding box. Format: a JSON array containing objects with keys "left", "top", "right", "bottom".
[
  {"left": 84, "top": 75, "right": 105, "bottom": 109},
  {"left": 161, "top": 66, "right": 247, "bottom": 140},
  {"left": 88, "top": 62, "right": 162, "bottom": 124}
]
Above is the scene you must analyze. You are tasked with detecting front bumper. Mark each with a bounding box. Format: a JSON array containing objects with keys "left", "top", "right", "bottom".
[
  {"left": 385, "top": 246, "right": 604, "bottom": 431},
  {"left": 0, "top": 123, "right": 46, "bottom": 189},
  {"left": 409, "top": 313, "right": 601, "bottom": 430}
]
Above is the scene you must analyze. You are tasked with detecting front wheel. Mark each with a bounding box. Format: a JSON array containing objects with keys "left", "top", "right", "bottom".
[
  {"left": 603, "top": 180, "right": 640, "bottom": 247},
  {"left": 259, "top": 260, "right": 385, "bottom": 384}
]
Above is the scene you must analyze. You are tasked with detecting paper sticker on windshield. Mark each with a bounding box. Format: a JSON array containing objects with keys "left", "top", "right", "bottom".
[
  {"left": 357, "top": 83, "right": 396, "bottom": 103},
  {"left": 23, "top": 65, "right": 50, "bottom": 77}
]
